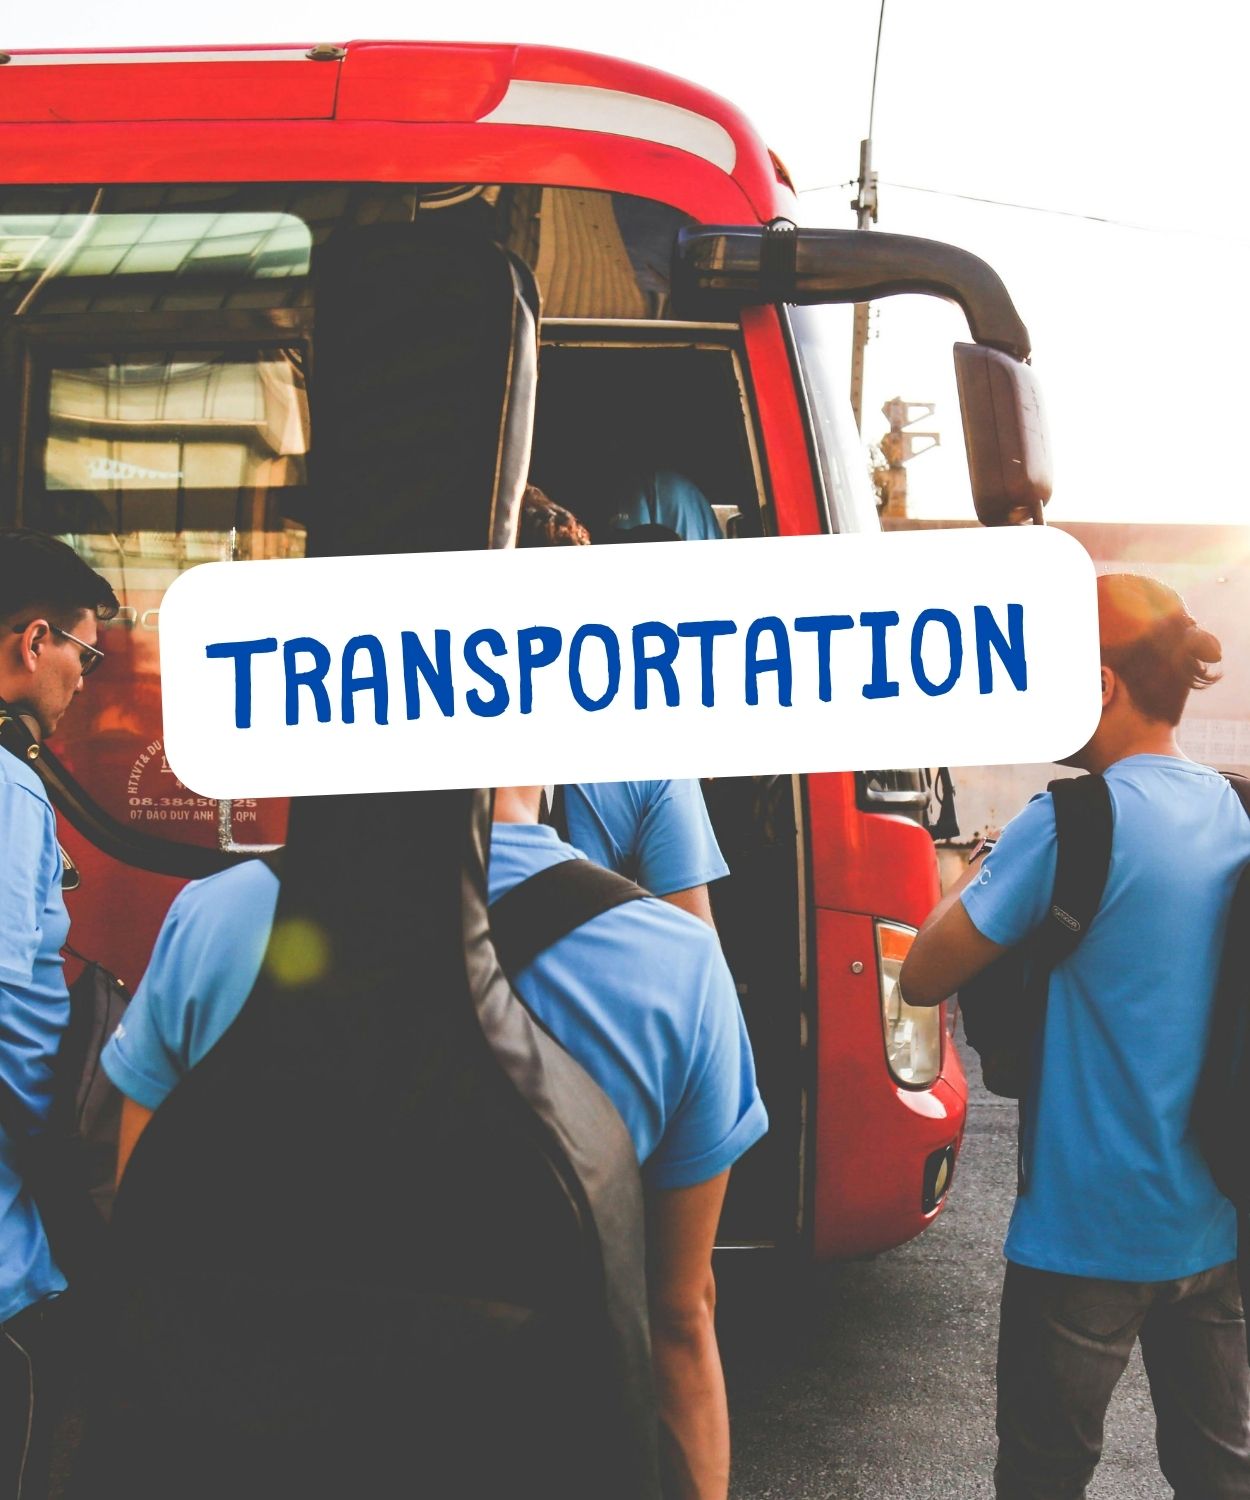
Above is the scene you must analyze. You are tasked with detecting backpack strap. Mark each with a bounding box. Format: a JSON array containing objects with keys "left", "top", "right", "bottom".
[
  {"left": 0, "top": 700, "right": 41, "bottom": 767},
  {"left": 1192, "top": 771, "right": 1250, "bottom": 1218},
  {"left": 1031, "top": 774, "right": 1114, "bottom": 972},
  {"left": 255, "top": 844, "right": 644, "bottom": 980},
  {"left": 490, "top": 860, "right": 647, "bottom": 977},
  {"left": 1010, "top": 774, "right": 1113, "bottom": 1193}
]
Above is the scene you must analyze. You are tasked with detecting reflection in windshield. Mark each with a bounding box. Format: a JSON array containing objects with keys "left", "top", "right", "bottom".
[{"left": 0, "top": 210, "right": 310, "bottom": 315}]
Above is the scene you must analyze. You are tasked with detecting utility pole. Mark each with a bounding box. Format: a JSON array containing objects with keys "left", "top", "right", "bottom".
[
  {"left": 849, "top": 138, "right": 878, "bottom": 431},
  {"left": 850, "top": 0, "right": 886, "bottom": 432},
  {"left": 877, "top": 398, "right": 939, "bottom": 519}
]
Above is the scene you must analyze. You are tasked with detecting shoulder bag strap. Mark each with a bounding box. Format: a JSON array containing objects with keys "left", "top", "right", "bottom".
[
  {"left": 0, "top": 700, "right": 40, "bottom": 768},
  {"left": 1015, "top": 774, "right": 1113, "bottom": 1192},
  {"left": 490, "top": 860, "right": 646, "bottom": 978},
  {"left": 256, "top": 840, "right": 643, "bottom": 975},
  {"left": 1031, "top": 774, "right": 1114, "bottom": 972}
]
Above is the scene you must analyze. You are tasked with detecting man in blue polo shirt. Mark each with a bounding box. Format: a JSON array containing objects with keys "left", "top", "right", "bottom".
[
  {"left": 518, "top": 487, "right": 730, "bottom": 926},
  {"left": 0, "top": 529, "right": 116, "bottom": 1498},
  {"left": 903, "top": 574, "right": 1250, "bottom": 1498},
  {"left": 105, "top": 782, "right": 766, "bottom": 1499}
]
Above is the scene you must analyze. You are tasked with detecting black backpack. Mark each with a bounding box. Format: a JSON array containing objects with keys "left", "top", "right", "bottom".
[
  {"left": 958, "top": 774, "right": 1115, "bottom": 1101},
  {"left": 1191, "top": 773, "right": 1250, "bottom": 1208},
  {"left": 959, "top": 770, "right": 1250, "bottom": 1270}
]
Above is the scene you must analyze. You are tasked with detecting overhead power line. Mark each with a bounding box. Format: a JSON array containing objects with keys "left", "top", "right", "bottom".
[
  {"left": 798, "top": 177, "right": 1250, "bottom": 244},
  {"left": 884, "top": 181, "right": 1250, "bottom": 240}
]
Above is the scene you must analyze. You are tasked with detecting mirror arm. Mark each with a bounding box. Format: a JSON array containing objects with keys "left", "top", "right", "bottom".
[{"left": 675, "top": 225, "right": 1032, "bottom": 362}]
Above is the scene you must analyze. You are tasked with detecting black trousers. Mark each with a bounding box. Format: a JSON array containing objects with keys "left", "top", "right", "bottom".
[
  {"left": 0, "top": 1298, "right": 73, "bottom": 1500},
  {"left": 995, "top": 1259, "right": 1250, "bottom": 1499}
]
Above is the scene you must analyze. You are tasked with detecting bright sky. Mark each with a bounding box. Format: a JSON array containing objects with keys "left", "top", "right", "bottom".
[{"left": 10, "top": 0, "right": 1247, "bottom": 524}]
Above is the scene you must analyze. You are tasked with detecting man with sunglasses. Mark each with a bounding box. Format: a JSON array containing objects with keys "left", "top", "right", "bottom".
[{"left": 0, "top": 528, "right": 116, "bottom": 1499}]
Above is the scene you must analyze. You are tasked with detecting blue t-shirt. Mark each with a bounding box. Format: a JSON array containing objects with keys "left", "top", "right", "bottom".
[
  {"left": 962, "top": 755, "right": 1250, "bottom": 1281},
  {"left": 563, "top": 781, "right": 728, "bottom": 897},
  {"left": 608, "top": 470, "right": 724, "bottom": 542},
  {"left": 104, "top": 822, "right": 766, "bottom": 1192},
  {"left": 0, "top": 752, "right": 70, "bottom": 1321}
]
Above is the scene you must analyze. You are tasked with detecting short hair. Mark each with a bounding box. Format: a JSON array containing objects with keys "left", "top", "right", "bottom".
[
  {"left": 0, "top": 529, "right": 119, "bottom": 625},
  {"left": 517, "top": 486, "right": 591, "bottom": 548},
  {"left": 1097, "top": 572, "right": 1220, "bottom": 726}
]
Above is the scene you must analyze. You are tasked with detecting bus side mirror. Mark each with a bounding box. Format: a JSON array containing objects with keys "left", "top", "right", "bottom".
[
  {"left": 673, "top": 224, "right": 1054, "bottom": 526},
  {"left": 953, "top": 344, "right": 1052, "bottom": 526}
]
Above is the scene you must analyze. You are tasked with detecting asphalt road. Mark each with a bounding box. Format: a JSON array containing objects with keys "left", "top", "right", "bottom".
[{"left": 717, "top": 1033, "right": 1170, "bottom": 1500}]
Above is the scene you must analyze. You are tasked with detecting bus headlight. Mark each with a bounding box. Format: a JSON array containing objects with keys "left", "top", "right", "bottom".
[{"left": 876, "top": 921, "right": 942, "bottom": 1088}]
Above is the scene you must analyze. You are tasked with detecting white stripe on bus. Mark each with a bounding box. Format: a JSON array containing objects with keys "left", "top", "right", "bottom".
[
  {"left": 2, "top": 48, "right": 319, "bottom": 66},
  {"left": 480, "top": 80, "right": 736, "bottom": 173}
]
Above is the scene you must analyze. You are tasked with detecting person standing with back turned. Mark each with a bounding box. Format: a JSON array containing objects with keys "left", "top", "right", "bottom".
[
  {"left": 0, "top": 528, "right": 116, "bottom": 1500},
  {"left": 902, "top": 572, "right": 1250, "bottom": 1499},
  {"left": 105, "top": 778, "right": 766, "bottom": 1499}
]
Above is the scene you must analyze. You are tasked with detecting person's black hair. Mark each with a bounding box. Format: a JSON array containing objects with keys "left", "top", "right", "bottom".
[{"left": 0, "top": 529, "right": 119, "bottom": 625}]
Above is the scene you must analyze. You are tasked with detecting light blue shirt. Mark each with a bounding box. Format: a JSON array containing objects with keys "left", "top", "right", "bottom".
[
  {"left": 564, "top": 781, "right": 728, "bottom": 897},
  {"left": 0, "top": 751, "right": 70, "bottom": 1321},
  {"left": 608, "top": 471, "right": 725, "bottom": 542},
  {"left": 963, "top": 755, "right": 1250, "bottom": 1281},
  {"left": 104, "top": 822, "right": 766, "bottom": 1192}
]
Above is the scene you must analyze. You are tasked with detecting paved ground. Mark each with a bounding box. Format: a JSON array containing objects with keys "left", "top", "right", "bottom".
[{"left": 717, "top": 1032, "right": 1170, "bottom": 1500}]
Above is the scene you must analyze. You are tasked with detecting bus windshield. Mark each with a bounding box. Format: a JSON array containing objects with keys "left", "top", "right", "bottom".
[{"left": 0, "top": 183, "right": 707, "bottom": 853}]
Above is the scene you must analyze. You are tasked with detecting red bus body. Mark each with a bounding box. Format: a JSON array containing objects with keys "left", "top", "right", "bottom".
[{"left": 0, "top": 40, "right": 967, "bottom": 1259}]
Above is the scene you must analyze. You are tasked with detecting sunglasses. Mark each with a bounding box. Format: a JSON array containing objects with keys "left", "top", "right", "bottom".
[{"left": 11, "top": 621, "right": 105, "bottom": 678}]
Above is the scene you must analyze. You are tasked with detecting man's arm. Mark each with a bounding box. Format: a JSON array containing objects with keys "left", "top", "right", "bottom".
[
  {"left": 662, "top": 884, "right": 717, "bottom": 929},
  {"left": 116, "top": 1095, "right": 154, "bottom": 1183},
  {"left": 646, "top": 1170, "right": 731, "bottom": 1500},
  {"left": 635, "top": 781, "right": 728, "bottom": 930},
  {"left": 900, "top": 855, "right": 1007, "bottom": 1007}
]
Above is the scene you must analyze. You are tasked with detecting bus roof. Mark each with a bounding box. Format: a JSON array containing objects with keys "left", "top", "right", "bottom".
[{"left": 0, "top": 41, "right": 793, "bottom": 220}]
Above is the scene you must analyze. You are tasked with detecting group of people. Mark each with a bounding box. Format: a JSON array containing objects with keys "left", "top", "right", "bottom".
[{"left": 2, "top": 504, "right": 1250, "bottom": 1499}]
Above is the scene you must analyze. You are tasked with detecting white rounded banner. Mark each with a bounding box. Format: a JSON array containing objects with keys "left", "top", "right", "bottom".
[{"left": 159, "top": 527, "right": 1100, "bottom": 798}]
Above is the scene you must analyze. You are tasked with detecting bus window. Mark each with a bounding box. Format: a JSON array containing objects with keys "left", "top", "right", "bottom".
[
  {"left": 786, "top": 303, "right": 882, "bottom": 537},
  {"left": 0, "top": 183, "right": 700, "bottom": 863},
  {"left": 1, "top": 207, "right": 313, "bottom": 853},
  {"left": 530, "top": 338, "right": 765, "bottom": 540}
]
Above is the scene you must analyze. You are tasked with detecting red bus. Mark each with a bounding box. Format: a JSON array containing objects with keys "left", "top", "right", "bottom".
[{"left": 0, "top": 39, "right": 1048, "bottom": 1260}]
